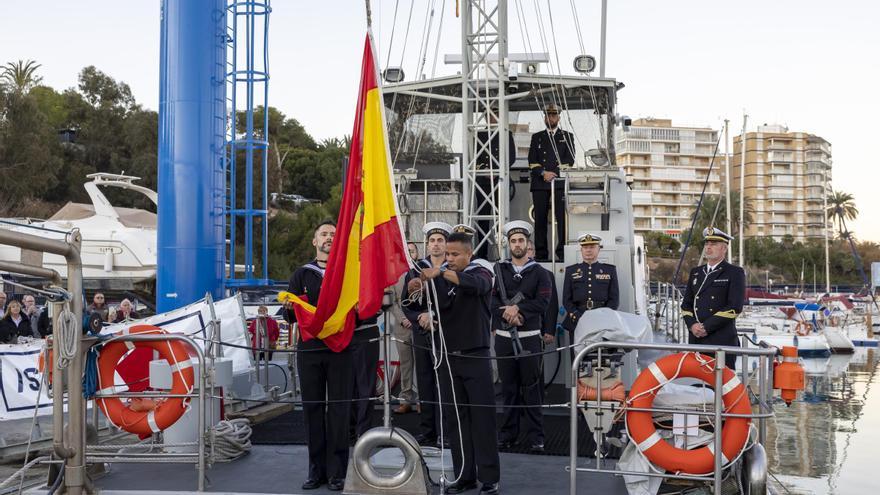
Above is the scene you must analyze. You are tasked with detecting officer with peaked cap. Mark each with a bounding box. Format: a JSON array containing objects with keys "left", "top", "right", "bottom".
[
  {"left": 562, "top": 234, "right": 619, "bottom": 332},
  {"left": 400, "top": 221, "right": 453, "bottom": 445},
  {"left": 528, "top": 102, "right": 575, "bottom": 261},
  {"left": 680, "top": 227, "right": 744, "bottom": 369},
  {"left": 492, "top": 221, "right": 552, "bottom": 453}
]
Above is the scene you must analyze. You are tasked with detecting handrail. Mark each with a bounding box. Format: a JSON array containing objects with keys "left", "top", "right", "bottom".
[
  {"left": 86, "top": 333, "right": 207, "bottom": 491},
  {"left": 568, "top": 341, "right": 777, "bottom": 495}
]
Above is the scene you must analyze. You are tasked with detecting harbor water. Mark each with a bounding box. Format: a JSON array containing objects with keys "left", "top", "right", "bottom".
[{"left": 767, "top": 347, "right": 878, "bottom": 494}]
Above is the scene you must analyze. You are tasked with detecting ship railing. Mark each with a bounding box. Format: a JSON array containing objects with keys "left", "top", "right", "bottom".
[
  {"left": 82, "top": 333, "right": 209, "bottom": 492},
  {"left": 652, "top": 281, "right": 689, "bottom": 343},
  {"left": 568, "top": 341, "right": 777, "bottom": 495}
]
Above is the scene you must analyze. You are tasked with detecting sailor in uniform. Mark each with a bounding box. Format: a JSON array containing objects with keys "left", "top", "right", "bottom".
[
  {"left": 562, "top": 234, "right": 619, "bottom": 332},
  {"left": 286, "top": 221, "right": 351, "bottom": 491},
  {"left": 401, "top": 221, "right": 453, "bottom": 445},
  {"left": 492, "top": 221, "right": 552, "bottom": 453},
  {"left": 412, "top": 231, "right": 501, "bottom": 494},
  {"left": 680, "top": 227, "right": 745, "bottom": 369},
  {"left": 528, "top": 103, "right": 575, "bottom": 261}
]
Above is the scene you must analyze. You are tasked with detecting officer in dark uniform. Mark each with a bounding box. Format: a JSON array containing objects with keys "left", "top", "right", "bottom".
[
  {"left": 411, "top": 231, "right": 500, "bottom": 494},
  {"left": 562, "top": 234, "right": 619, "bottom": 332},
  {"left": 492, "top": 221, "right": 552, "bottom": 453},
  {"left": 401, "top": 221, "right": 453, "bottom": 445},
  {"left": 680, "top": 227, "right": 745, "bottom": 369},
  {"left": 528, "top": 103, "right": 575, "bottom": 261},
  {"left": 287, "top": 221, "right": 351, "bottom": 492},
  {"left": 475, "top": 114, "right": 517, "bottom": 260}
]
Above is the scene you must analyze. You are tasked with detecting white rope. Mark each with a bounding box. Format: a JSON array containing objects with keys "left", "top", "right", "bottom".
[
  {"left": 56, "top": 303, "right": 78, "bottom": 369},
  {"left": 210, "top": 418, "right": 253, "bottom": 463}
]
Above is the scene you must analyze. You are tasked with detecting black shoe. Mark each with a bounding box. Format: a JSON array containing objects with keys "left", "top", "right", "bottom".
[
  {"left": 438, "top": 437, "right": 450, "bottom": 448},
  {"left": 301, "top": 477, "right": 326, "bottom": 490},
  {"left": 327, "top": 478, "right": 345, "bottom": 491},
  {"left": 415, "top": 433, "right": 437, "bottom": 445},
  {"left": 529, "top": 443, "right": 545, "bottom": 454},
  {"left": 497, "top": 439, "right": 514, "bottom": 449},
  {"left": 445, "top": 480, "right": 478, "bottom": 494},
  {"left": 480, "top": 482, "right": 500, "bottom": 494}
]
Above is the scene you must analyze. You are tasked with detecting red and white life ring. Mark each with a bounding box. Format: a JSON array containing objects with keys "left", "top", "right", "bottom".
[
  {"left": 625, "top": 352, "right": 751, "bottom": 474},
  {"left": 96, "top": 324, "right": 194, "bottom": 437}
]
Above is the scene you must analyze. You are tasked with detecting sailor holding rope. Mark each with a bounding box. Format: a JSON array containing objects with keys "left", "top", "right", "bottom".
[{"left": 413, "top": 229, "right": 501, "bottom": 494}]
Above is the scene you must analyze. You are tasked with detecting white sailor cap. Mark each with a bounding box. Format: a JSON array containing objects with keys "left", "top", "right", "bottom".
[
  {"left": 702, "top": 227, "right": 733, "bottom": 244},
  {"left": 422, "top": 221, "right": 453, "bottom": 239},
  {"left": 503, "top": 220, "right": 533, "bottom": 239},
  {"left": 451, "top": 224, "right": 476, "bottom": 236},
  {"left": 578, "top": 233, "right": 602, "bottom": 246}
]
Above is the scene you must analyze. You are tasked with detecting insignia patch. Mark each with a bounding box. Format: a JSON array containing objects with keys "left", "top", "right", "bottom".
[
  {"left": 595, "top": 274, "right": 611, "bottom": 280},
  {"left": 572, "top": 269, "right": 583, "bottom": 280},
  {"left": 713, "top": 279, "right": 729, "bottom": 283}
]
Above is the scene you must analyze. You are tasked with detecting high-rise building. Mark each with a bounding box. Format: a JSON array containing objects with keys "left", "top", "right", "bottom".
[
  {"left": 730, "top": 124, "right": 831, "bottom": 242},
  {"left": 616, "top": 118, "right": 722, "bottom": 238}
]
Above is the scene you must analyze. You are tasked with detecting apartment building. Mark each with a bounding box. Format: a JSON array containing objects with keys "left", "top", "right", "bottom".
[
  {"left": 730, "top": 124, "right": 831, "bottom": 242},
  {"left": 616, "top": 118, "right": 722, "bottom": 237}
]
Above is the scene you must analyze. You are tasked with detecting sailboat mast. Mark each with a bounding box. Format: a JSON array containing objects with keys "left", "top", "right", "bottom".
[
  {"left": 824, "top": 165, "right": 831, "bottom": 293},
  {"left": 724, "top": 119, "right": 732, "bottom": 263},
  {"left": 738, "top": 114, "right": 747, "bottom": 269}
]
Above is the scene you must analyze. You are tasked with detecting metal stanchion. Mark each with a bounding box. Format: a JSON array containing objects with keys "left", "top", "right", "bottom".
[
  {"left": 713, "top": 350, "right": 725, "bottom": 494},
  {"left": 383, "top": 312, "right": 392, "bottom": 427}
]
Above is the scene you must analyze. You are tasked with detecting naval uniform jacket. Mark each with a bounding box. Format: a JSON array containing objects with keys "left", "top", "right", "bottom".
[
  {"left": 431, "top": 262, "right": 494, "bottom": 353},
  {"left": 400, "top": 258, "right": 434, "bottom": 328},
  {"left": 680, "top": 260, "right": 745, "bottom": 347},
  {"left": 528, "top": 128, "right": 575, "bottom": 191},
  {"left": 287, "top": 260, "right": 331, "bottom": 351},
  {"left": 490, "top": 259, "right": 552, "bottom": 333},
  {"left": 562, "top": 261, "right": 619, "bottom": 331}
]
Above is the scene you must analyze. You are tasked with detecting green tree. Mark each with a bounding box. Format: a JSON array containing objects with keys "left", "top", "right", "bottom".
[
  {"left": 0, "top": 90, "right": 61, "bottom": 211},
  {"left": 643, "top": 231, "right": 681, "bottom": 258},
  {"left": 0, "top": 60, "right": 43, "bottom": 95},
  {"left": 235, "top": 106, "right": 316, "bottom": 194},
  {"left": 826, "top": 190, "right": 858, "bottom": 238}
]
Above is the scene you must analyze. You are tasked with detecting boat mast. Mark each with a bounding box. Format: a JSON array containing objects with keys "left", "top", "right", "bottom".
[
  {"left": 738, "top": 113, "right": 747, "bottom": 270},
  {"left": 724, "top": 119, "right": 732, "bottom": 263},
  {"left": 461, "top": 0, "right": 509, "bottom": 259},
  {"left": 824, "top": 164, "right": 831, "bottom": 293}
]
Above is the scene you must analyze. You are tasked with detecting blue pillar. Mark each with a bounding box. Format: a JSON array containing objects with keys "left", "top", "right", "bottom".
[{"left": 157, "top": 0, "right": 226, "bottom": 311}]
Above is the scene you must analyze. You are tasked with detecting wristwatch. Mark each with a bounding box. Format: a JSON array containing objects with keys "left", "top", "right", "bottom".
[{"left": 439, "top": 265, "right": 448, "bottom": 273}]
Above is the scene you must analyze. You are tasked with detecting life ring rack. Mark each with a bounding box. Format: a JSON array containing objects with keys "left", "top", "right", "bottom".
[
  {"left": 96, "top": 324, "right": 195, "bottom": 437},
  {"left": 625, "top": 352, "right": 751, "bottom": 475}
]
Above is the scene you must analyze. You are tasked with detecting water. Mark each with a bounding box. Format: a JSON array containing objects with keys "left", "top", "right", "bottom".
[{"left": 765, "top": 347, "right": 879, "bottom": 494}]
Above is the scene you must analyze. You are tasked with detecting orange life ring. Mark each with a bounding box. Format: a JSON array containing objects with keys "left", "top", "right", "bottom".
[
  {"left": 625, "top": 352, "right": 751, "bottom": 474},
  {"left": 39, "top": 342, "right": 53, "bottom": 385},
  {"left": 96, "top": 324, "right": 194, "bottom": 437}
]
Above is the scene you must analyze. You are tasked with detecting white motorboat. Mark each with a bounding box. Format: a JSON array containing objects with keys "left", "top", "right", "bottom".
[
  {"left": 0, "top": 173, "right": 157, "bottom": 289},
  {"left": 755, "top": 332, "right": 831, "bottom": 357}
]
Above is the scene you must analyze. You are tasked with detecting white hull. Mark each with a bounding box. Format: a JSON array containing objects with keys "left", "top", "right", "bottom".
[{"left": 756, "top": 333, "right": 831, "bottom": 357}]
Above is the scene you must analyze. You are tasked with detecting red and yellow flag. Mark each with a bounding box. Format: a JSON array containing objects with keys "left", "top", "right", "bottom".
[{"left": 282, "top": 34, "right": 409, "bottom": 352}]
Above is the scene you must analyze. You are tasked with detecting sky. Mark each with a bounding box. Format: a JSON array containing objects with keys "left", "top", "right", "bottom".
[{"left": 2, "top": 0, "right": 878, "bottom": 241}]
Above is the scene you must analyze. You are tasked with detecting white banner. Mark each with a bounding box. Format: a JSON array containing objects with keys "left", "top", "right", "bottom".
[
  {"left": 0, "top": 294, "right": 255, "bottom": 421},
  {"left": 0, "top": 341, "right": 52, "bottom": 420},
  {"left": 102, "top": 294, "right": 254, "bottom": 374}
]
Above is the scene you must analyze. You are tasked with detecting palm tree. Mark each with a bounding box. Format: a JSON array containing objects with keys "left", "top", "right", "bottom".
[
  {"left": 826, "top": 190, "right": 858, "bottom": 238},
  {"left": 692, "top": 191, "right": 752, "bottom": 239},
  {"left": 0, "top": 59, "right": 43, "bottom": 94}
]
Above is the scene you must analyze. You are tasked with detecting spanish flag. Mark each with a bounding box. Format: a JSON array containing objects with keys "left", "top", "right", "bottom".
[{"left": 282, "top": 33, "right": 409, "bottom": 352}]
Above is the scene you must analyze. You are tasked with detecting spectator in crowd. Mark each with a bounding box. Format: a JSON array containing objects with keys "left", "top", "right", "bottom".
[
  {"left": 0, "top": 291, "right": 7, "bottom": 313},
  {"left": 113, "top": 299, "right": 140, "bottom": 323},
  {"left": 22, "top": 295, "right": 50, "bottom": 338},
  {"left": 87, "top": 292, "right": 109, "bottom": 321},
  {"left": 248, "top": 305, "right": 280, "bottom": 361},
  {"left": 0, "top": 300, "right": 30, "bottom": 343}
]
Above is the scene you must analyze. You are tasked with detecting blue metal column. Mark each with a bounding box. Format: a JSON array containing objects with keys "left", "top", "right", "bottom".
[{"left": 157, "top": 0, "right": 227, "bottom": 311}]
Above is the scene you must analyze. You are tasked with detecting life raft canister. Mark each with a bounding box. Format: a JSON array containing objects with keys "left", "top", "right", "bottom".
[
  {"left": 625, "top": 352, "right": 751, "bottom": 475},
  {"left": 96, "top": 324, "right": 194, "bottom": 437}
]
